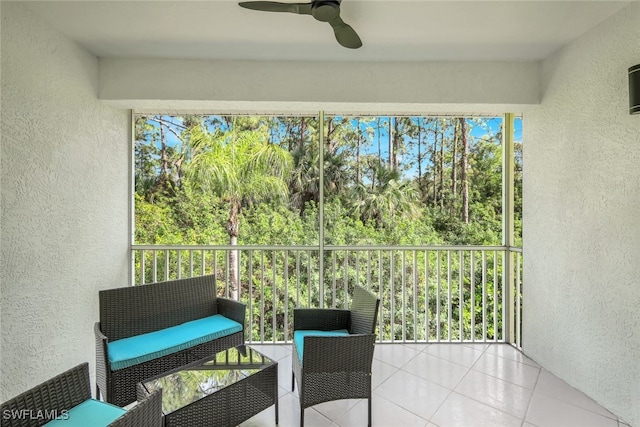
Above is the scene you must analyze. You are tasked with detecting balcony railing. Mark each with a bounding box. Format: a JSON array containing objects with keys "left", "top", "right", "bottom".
[{"left": 132, "top": 245, "right": 523, "bottom": 348}]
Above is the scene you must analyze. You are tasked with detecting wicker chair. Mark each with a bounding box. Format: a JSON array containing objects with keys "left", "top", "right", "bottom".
[
  {"left": 291, "top": 285, "right": 380, "bottom": 427},
  {"left": 0, "top": 363, "right": 162, "bottom": 427}
]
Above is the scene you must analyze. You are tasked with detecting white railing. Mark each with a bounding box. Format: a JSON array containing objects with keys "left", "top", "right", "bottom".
[{"left": 132, "top": 245, "right": 523, "bottom": 348}]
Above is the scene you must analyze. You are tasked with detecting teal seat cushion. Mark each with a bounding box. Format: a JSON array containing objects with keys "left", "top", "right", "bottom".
[
  {"left": 43, "top": 399, "right": 125, "bottom": 426},
  {"left": 293, "top": 329, "right": 350, "bottom": 361},
  {"left": 108, "top": 314, "right": 243, "bottom": 371}
]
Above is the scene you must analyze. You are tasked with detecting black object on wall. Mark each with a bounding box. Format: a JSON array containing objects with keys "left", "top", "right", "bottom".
[{"left": 630, "top": 64, "right": 640, "bottom": 115}]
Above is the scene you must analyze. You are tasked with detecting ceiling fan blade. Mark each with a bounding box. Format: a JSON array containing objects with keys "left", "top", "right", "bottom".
[
  {"left": 328, "top": 16, "right": 362, "bottom": 49},
  {"left": 239, "top": 1, "right": 312, "bottom": 15}
]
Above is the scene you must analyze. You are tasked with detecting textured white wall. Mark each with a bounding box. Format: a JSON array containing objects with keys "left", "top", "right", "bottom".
[
  {"left": 523, "top": 2, "right": 640, "bottom": 426},
  {"left": 0, "top": 3, "right": 130, "bottom": 401},
  {"left": 99, "top": 58, "right": 540, "bottom": 110}
]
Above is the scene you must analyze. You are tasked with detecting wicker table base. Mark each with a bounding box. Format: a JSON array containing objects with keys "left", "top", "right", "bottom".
[{"left": 140, "top": 345, "right": 278, "bottom": 427}]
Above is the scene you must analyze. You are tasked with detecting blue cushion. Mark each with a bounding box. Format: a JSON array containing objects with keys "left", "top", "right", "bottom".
[
  {"left": 293, "top": 329, "right": 350, "bottom": 361},
  {"left": 108, "top": 314, "right": 243, "bottom": 370},
  {"left": 43, "top": 399, "right": 125, "bottom": 426}
]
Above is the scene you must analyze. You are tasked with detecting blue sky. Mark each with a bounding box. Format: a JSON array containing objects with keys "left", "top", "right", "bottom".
[
  {"left": 143, "top": 114, "right": 523, "bottom": 165},
  {"left": 329, "top": 116, "right": 521, "bottom": 172}
]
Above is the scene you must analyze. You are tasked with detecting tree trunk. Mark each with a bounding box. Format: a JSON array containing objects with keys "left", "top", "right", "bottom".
[
  {"left": 393, "top": 118, "right": 401, "bottom": 171},
  {"left": 377, "top": 117, "right": 382, "bottom": 170},
  {"left": 452, "top": 120, "right": 458, "bottom": 200},
  {"left": 356, "top": 118, "right": 361, "bottom": 184},
  {"left": 149, "top": 121, "right": 173, "bottom": 198},
  {"left": 460, "top": 118, "right": 469, "bottom": 224},
  {"left": 417, "top": 118, "right": 423, "bottom": 180},
  {"left": 226, "top": 200, "right": 241, "bottom": 300},
  {"left": 439, "top": 123, "right": 444, "bottom": 210},
  {"left": 433, "top": 123, "right": 438, "bottom": 207},
  {"left": 298, "top": 118, "right": 306, "bottom": 152},
  {"left": 388, "top": 117, "right": 394, "bottom": 169},
  {"left": 160, "top": 123, "right": 169, "bottom": 177},
  {"left": 326, "top": 117, "right": 335, "bottom": 154}
]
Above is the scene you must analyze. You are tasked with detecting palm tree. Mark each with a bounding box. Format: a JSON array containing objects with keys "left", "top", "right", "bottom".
[
  {"left": 289, "top": 144, "right": 352, "bottom": 214},
  {"left": 351, "top": 166, "right": 421, "bottom": 228},
  {"left": 186, "top": 125, "right": 293, "bottom": 299}
]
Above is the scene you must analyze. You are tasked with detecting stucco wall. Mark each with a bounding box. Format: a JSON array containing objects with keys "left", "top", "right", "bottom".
[
  {"left": 0, "top": 2, "right": 130, "bottom": 401},
  {"left": 99, "top": 58, "right": 540, "bottom": 109},
  {"left": 523, "top": 2, "right": 640, "bottom": 426}
]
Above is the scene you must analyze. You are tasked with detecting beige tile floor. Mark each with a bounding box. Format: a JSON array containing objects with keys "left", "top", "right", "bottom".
[{"left": 241, "top": 343, "right": 631, "bottom": 427}]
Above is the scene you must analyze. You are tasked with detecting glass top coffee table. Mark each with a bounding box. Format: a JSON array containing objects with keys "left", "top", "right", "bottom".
[{"left": 140, "top": 345, "right": 278, "bottom": 426}]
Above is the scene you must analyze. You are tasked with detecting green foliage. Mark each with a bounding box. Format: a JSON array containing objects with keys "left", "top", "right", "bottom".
[
  {"left": 241, "top": 203, "right": 309, "bottom": 245},
  {"left": 133, "top": 114, "right": 523, "bottom": 342}
]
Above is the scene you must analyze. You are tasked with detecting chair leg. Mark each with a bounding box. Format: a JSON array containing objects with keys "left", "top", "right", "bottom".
[
  {"left": 300, "top": 407, "right": 304, "bottom": 427},
  {"left": 368, "top": 396, "right": 372, "bottom": 427},
  {"left": 291, "top": 371, "right": 295, "bottom": 391}
]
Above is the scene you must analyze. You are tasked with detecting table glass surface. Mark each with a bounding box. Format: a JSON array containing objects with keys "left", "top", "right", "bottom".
[{"left": 142, "top": 345, "right": 275, "bottom": 414}]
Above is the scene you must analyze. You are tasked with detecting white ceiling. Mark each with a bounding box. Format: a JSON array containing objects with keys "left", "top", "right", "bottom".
[{"left": 23, "top": 0, "right": 631, "bottom": 62}]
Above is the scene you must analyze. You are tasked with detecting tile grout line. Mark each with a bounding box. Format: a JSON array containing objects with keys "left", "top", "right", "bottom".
[
  {"left": 371, "top": 358, "right": 401, "bottom": 392},
  {"left": 373, "top": 344, "right": 441, "bottom": 425},
  {"left": 469, "top": 350, "right": 541, "bottom": 391},
  {"left": 423, "top": 341, "right": 494, "bottom": 424},
  {"left": 443, "top": 344, "right": 536, "bottom": 425},
  {"left": 529, "top": 367, "right": 621, "bottom": 423},
  {"left": 421, "top": 346, "right": 486, "bottom": 370},
  {"left": 521, "top": 363, "right": 543, "bottom": 426}
]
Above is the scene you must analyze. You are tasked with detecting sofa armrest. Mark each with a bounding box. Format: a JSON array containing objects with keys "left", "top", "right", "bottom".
[
  {"left": 109, "top": 387, "right": 162, "bottom": 427},
  {"left": 94, "top": 322, "right": 109, "bottom": 401},
  {"left": 0, "top": 363, "right": 92, "bottom": 426},
  {"left": 294, "top": 308, "right": 351, "bottom": 331},
  {"left": 217, "top": 298, "right": 246, "bottom": 329}
]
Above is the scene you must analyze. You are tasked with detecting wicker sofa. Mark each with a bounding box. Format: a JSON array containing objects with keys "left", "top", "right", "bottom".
[
  {"left": 95, "top": 275, "right": 246, "bottom": 407},
  {"left": 0, "top": 362, "right": 162, "bottom": 427}
]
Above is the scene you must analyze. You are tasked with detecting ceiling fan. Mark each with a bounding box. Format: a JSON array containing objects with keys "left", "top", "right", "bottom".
[{"left": 238, "top": 0, "right": 362, "bottom": 49}]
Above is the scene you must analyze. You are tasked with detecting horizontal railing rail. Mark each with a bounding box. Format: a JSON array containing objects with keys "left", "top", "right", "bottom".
[{"left": 131, "top": 244, "right": 523, "bottom": 348}]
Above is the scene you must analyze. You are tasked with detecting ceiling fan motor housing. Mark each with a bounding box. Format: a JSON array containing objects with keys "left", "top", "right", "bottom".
[{"left": 312, "top": 0, "right": 340, "bottom": 22}]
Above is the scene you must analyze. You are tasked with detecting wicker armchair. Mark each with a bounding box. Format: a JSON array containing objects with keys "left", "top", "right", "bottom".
[
  {"left": 291, "top": 285, "right": 380, "bottom": 427},
  {"left": 0, "top": 363, "right": 162, "bottom": 427}
]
